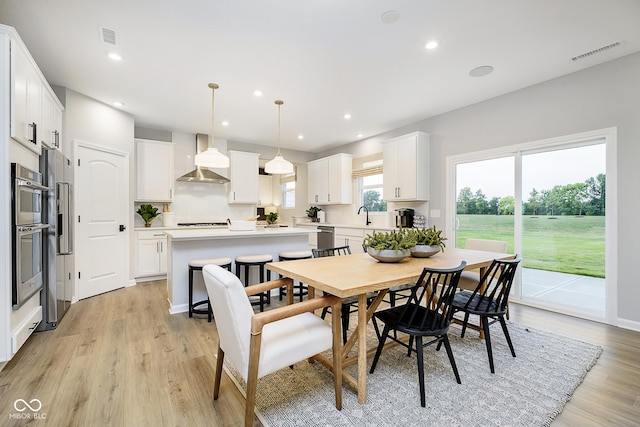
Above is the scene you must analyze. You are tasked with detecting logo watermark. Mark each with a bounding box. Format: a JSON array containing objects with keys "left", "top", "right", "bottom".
[{"left": 9, "top": 399, "right": 46, "bottom": 420}]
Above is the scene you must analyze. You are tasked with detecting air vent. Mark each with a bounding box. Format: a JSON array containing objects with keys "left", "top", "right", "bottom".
[
  {"left": 99, "top": 26, "right": 117, "bottom": 45},
  {"left": 571, "top": 41, "right": 621, "bottom": 62}
]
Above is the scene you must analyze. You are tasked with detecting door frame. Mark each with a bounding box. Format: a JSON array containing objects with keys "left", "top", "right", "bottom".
[
  {"left": 73, "top": 139, "right": 131, "bottom": 302},
  {"left": 445, "top": 127, "right": 617, "bottom": 325}
]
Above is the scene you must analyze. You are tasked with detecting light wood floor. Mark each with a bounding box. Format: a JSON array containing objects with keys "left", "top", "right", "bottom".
[{"left": 1, "top": 280, "right": 638, "bottom": 426}]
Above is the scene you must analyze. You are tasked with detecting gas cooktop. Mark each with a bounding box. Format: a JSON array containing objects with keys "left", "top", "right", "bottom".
[{"left": 177, "top": 222, "right": 228, "bottom": 227}]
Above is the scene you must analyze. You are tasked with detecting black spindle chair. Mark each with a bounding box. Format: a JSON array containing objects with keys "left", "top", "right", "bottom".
[
  {"left": 369, "top": 262, "right": 466, "bottom": 407},
  {"left": 451, "top": 256, "right": 521, "bottom": 373}
]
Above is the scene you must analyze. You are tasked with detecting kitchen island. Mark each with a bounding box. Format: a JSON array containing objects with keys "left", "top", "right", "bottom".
[{"left": 164, "top": 227, "right": 317, "bottom": 314}]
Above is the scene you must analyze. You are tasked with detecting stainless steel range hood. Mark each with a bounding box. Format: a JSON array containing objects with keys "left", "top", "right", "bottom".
[{"left": 177, "top": 133, "right": 230, "bottom": 184}]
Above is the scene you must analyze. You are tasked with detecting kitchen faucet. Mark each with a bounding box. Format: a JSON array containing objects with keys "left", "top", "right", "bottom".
[{"left": 357, "top": 206, "right": 371, "bottom": 226}]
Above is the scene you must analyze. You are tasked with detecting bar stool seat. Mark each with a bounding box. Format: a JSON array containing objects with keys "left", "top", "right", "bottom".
[
  {"left": 278, "top": 250, "right": 313, "bottom": 302},
  {"left": 189, "top": 257, "right": 232, "bottom": 322},
  {"left": 235, "top": 254, "right": 273, "bottom": 312}
]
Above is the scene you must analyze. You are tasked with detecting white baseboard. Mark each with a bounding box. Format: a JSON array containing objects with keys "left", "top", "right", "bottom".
[{"left": 616, "top": 317, "right": 640, "bottom": 332}]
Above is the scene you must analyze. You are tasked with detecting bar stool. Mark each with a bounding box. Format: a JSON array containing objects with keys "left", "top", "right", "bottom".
[
  {"left": 235, "top": 254, "right": 273, "bottom": 312},
  {"left": 278, "top": 250, "right": 313, "bottom": 302},
  {"left": 189, "top": 257, "right": 232, "bottom": 322}
]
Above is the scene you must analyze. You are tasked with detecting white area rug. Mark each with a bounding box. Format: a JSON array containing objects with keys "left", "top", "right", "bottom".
[{"left": 223, "top": 321, "right": 601, "bottom": 426}]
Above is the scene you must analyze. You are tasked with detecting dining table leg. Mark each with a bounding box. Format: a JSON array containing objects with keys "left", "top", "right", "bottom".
[{"left": 357, "top": 293, "right": 367, "bottom": 404}]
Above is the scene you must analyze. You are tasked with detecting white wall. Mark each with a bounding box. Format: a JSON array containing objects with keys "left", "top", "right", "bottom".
[
  {"left": 319, "top": 52, "right": 640, "bottom": 327},
  {"left": 61, "top": 88, "right": 136, "bottom": 281}
]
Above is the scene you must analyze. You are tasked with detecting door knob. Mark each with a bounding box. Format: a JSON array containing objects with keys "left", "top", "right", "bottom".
[{"left": 119, "top": 224, "right": 126, "bottom": 232}]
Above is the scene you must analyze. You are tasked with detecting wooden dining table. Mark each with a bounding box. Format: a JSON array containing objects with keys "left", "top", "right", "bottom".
[{"left": 266, "top": 247, "right": 513, "bottom": 404}]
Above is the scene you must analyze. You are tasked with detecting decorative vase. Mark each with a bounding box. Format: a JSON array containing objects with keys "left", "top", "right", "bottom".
[
  {"left": 144, "top": 223, "right": 151, "bottom": 228},
  {"left": 366, "top": 247, "right": 411, "bottom": 263},
  {"left": 410, "top": 245, "right": 441, "bottom": 258},
  {"left": 311, "top": 217, "right": 320, "bottom": 222}
]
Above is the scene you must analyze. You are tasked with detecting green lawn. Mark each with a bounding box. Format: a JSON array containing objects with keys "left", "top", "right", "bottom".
[{"left": 455, "top": 215, "right": 605, "bottom": 278}]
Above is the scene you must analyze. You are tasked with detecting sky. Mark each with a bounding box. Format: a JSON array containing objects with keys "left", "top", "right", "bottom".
[{"left": 456, "top": 143, "right": 606, "bottom": 200}]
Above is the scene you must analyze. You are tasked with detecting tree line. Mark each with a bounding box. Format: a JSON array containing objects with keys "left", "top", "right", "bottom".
[{"left": 457, "top": 173, "right": 605, "bottom": 216}]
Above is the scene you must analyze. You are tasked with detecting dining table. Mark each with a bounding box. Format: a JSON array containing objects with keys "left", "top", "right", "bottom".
[{"left": 266, "top": 247, "right": 513, "bottom": 404}]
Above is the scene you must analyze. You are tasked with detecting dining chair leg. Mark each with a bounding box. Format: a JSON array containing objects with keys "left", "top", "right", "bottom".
[
  {"left": 442, "top": 335, "right": 461, "bottom": 384},
  {"left": 482, "top": 317, "right": 495, "bottom": 374},
  {"left": 341, "top": 304, "right": 350, "bottom": 345},
  {"left": 416, "top": 335, "right": 426, "bottom": 407},
  {"left": 245, "top": 334, "right": 262, "bottom": 427},
  {"left": 369, "top": 324, "right": 390, "bottom": 374},
  {"left": 499, "top": 316, "right": 516, "bottom": 357},
  {"left": 213, "top": 346, "right": 225, "bottom": 400},
  {"left": 460, "top": 312, "right": 471, "bottom": 338}
]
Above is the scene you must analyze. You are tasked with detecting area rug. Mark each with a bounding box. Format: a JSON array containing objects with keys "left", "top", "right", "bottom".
[{"left": 222, "top": 321, "right": 602, "bottom": 426}]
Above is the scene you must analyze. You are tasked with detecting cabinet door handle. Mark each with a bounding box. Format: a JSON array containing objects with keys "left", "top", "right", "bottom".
[
  {"left": 28, "top": 122, "right": 37, "bottom": 144},
  {"left": 397, "top": 187, "right": 400, "bottom": 198},
  {"left": 53, "top": 130, "right": 60, "bottom": 148},
  {"left": 328, "top": 194, "right": 331, "bottom": 202}
]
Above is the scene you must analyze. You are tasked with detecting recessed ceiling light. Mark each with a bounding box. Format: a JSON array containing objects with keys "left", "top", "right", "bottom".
[
  {"left": 381, "top": 10, "right": 400, "bottom": 24},
  {"left": 108, "top": 52, "right": 122, "bottom": 61},
  {"left": 221, "top": 121, "right": 229, "bottom": 126},
  {"left": 344, "top": 113, "right": 352, "bottom": 119},
  {"left": 357, "top": 133, "right": 364, "bottom": 138},
  {"left": 469, "top": 65, "right": 494, "bottom": 77},
  {"left": 297, "top": 134, "right": 304, "bottom": 140},
  {"left": 425, "top": 40, "right": 439, "bottom": 50},
  {"left": 254, "top": 90, "right": 263, "bottom": 97},
  {"left": 112, "top": 101, "right": 124, "bottom": 107}
]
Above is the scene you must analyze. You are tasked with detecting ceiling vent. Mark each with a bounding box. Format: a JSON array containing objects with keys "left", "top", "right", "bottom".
[
  {"left": 99, "top": 26, "right": 117, "bottom": 46},
  {"left": 571, "top": 41, "right": 622, "bottom": 62}
]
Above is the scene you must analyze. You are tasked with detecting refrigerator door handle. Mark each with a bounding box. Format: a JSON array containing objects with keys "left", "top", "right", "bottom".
[{"left": 57, "top": 182, "right": 73, "bottom": 255}]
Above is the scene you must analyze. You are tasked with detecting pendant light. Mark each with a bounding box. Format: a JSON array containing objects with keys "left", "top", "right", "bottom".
[
  {"left": 194, "top": 83, "right": 230, "bottom": 169},
  {"left": 264, "top": 100, "right": 294, "bottom": 175}
]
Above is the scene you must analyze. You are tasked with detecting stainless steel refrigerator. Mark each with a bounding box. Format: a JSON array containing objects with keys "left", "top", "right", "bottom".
[{"left": 38, "top": 147, "right": 74, "bottom": 331}]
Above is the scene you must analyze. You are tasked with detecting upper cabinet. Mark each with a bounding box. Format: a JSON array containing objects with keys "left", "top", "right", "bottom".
[
  {"left": 135, "top": 139, "right": 174, "bottom": 202},
  {"left": 382, "top": 131, "right": 430, "bottom": 202},
  {"left": 307, "top": 153, "right": 352, "bottom": 205},
  {"left": 228, "top": 150, "right": 259, "bottom": 204},
  {"left": 40, "top": 89, "right": 63, "bottom": 151},
  {"left": 258, "top": 175, "right": 273, "bottom": 207},
  {"left": 10, "top": 36, "right": 63, "bottom": 155}
]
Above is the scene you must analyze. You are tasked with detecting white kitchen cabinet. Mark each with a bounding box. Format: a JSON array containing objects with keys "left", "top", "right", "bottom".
[
  {"left": 40, "top": 89, "right": 63, "bottom": 151},
  {"left": 12, "top": 38, "right": 43, "bottom": 154},
  {"left": 258, "top": 175, "right": 273, "bottom": 207},
  {"left": 228, "top": 150, "right": 259, "bottom": 204},
  {"left": 307, "top": 153, "right": 352, "bottom": 205},
  {"left": 135, "top": 139, "right": 174, "bottom": 202},
  {"left": 383, "top": 131, "right": 430, "bottom": 202},
  {"left": 335, "top": 227, "right": 372, "bottom": 253},
  {"left": 136, "top": 230, "right": 168, "bottom": 278}
]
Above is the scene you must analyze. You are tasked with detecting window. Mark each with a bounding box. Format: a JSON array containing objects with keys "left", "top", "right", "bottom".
[
  {"left": 280, "top": 166, "right": 297, "bottom": 209},
  {"left": 355, "top": 158, "right": 386, "bottom": 212}
]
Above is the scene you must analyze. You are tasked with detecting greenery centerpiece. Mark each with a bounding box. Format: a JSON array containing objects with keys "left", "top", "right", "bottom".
[
  {"left": 362, "top": 228, "right": 417, "bottom": 263},
  {"left": 136, "top": 204, "right": 161, "bottom": 227},
  {"left": 409, "top": 225, "right": 447, "bottom": 257},
  {"left": 266, "top": 211, "right": 279, "bottom": 225},
  {"left": 306, "top": 206, "right": 322, "bottom": 222}
]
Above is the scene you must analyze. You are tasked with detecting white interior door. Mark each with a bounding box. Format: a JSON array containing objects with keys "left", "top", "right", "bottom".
[{"left": 76, "top": 143, "right": 128, "bottom": 299}]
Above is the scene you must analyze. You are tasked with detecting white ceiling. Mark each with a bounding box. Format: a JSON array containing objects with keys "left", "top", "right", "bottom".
[{"left": 2, "top": 0, "right": 639, "bottom": 153}]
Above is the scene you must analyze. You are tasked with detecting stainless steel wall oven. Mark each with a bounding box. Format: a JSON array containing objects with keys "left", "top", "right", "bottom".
[{"left": 11, "top": 163, "right": 49, "bottom": 309}]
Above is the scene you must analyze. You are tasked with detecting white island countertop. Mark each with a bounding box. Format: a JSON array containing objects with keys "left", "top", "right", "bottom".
[{"left": 164, "top": 226, "right": 317, "bottom": 241}]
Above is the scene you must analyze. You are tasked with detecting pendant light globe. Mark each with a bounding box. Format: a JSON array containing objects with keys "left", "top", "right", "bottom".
[
  {"left": 194, "top": 83, "right": 230, "bottom": 169},
  {"left": 265, "top": 100, "right": 294, "bottom": 175}
]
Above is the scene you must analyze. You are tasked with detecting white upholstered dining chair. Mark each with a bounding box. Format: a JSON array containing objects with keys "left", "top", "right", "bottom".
[{"left": 202, "top": 264, "right": 343, "bottom": 427}]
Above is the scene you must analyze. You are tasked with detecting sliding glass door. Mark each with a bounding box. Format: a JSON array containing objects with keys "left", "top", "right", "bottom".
[{"left": 448, "top": 131, "right": 612, "bottom": 321}]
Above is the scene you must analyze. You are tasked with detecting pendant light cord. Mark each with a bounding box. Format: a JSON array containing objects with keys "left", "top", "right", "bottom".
[
  {"left": 276, "top": 100, "right": 283, "bottom": 156},
  {"left": 209, "top": 83, "right": 219, "bottom": 149}
]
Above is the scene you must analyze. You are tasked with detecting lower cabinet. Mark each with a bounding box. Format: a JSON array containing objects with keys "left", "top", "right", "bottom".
[
  {"left": 335, "top": 227, "right": 367, "bottom": 253},
  {"left": 136, "top": 230, "right": 168, "bottom": 278}
]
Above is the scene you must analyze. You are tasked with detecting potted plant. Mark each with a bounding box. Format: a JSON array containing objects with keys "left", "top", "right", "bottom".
[
  {"left": 362, "top": 228, "right": 417, "bottom": 262},
  {"left": 136, "top": 204, "right": 161, "bottom": 227},
  {"left": 306, "top": 206, "right": 322, "bottom": 222},
  {"left": 409, "top": 225, "right": 447, "bottom": 257},
  {"left": 266, "top": 211, "right": 279, "bottom": 226}
]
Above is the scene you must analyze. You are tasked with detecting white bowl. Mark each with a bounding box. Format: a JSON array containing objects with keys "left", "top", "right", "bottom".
[{"left": 228, "top": 220, "right": 256, "bottom": 231}]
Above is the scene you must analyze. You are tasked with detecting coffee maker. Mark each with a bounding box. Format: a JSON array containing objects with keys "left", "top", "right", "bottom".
[{"left": 395, "top": 208, "right": 415, "bottom": 228}]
